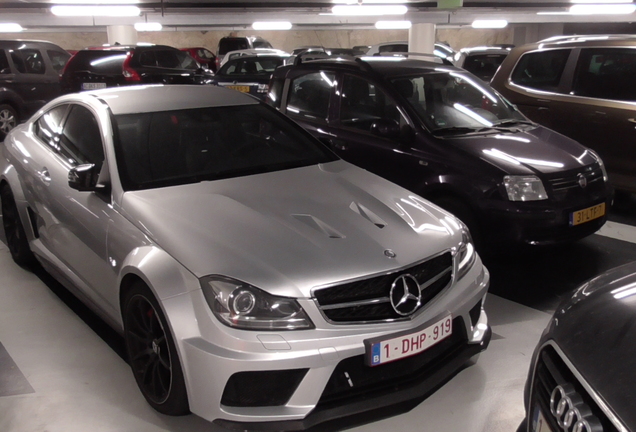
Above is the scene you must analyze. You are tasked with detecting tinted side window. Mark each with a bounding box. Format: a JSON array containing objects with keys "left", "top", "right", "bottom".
[
  {"left": 16, "top": 49, "right": 46, "bottom": 74},
  {"left": 286, "top": 72, "right": 335, "bottom": 120},
  {"left": 219, "top": 39, "right": 249, "bottom": 55},
  {"left": 0, "top": 50, "right": 9, "bottom": 74},
  {"left": 60, "top": 105, "right": 105, "bottom": 169},
  {"left": 35, "top": 105, "right": 68, "bottom": 151},
  {"left": 139, "top": 51, "right": 157, "bottom": 67},
  {"left": 267, "top": 77, "right": 285, "bottom": 109},
  {"left": 379, "top": 44, "right": 407, "bottom": 53},
  {"left": 572, "top": 48, "right": 636, "bottom": 101},
  {"left": 340, "top": 75, "right": 403, "bottom": 131},
  {"left": 48, "top": 50, "right": 71, "bottom": 73},
  {"left": 510, "top": 49, "right": 570, "bottom": 91}
]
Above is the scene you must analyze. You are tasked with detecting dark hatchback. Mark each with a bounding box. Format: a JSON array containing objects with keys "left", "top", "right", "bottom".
[
  {"left": 268, "top": 57, "right": 613, "bottom": 248},
  {"left": 60, "top": 44, "right": 213, "bottom": 94},
  {"left": 521, "top": 262, "right": 636, "bottom": 432},
  {"left": 212, "top": 54, "right": 288, "bottom": 100}
]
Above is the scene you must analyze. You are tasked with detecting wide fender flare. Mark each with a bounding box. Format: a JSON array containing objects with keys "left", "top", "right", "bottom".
[{"left": 0, "top": 162, "right": 36, "bottom": 241}]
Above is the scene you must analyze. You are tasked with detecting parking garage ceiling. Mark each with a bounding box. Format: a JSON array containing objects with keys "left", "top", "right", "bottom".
[{"left": 1, "top": 0, "right": 635, "bottom": 32}]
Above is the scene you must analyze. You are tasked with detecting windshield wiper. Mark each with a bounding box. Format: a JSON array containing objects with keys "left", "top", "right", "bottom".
[
  {"left": 432, "top": 126, "right": 497, "bottom": 136},
  {"left": 492, "top": 119, "right": 535, "bottom": 127}
]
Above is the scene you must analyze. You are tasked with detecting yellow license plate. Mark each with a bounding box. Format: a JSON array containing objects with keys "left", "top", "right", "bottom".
[
  {"left": 226, "top": 85, "right": 250, "bottom": 93},
  {"left": 570, "top": 202, "right": 606, "bottom": 226}
]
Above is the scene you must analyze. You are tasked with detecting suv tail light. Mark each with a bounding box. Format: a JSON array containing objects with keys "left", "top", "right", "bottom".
[{"left": 122, "top": 52, "right": 141, "bottom": 82}]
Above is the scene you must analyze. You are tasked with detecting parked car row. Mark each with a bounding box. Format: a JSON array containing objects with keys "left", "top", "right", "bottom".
[{"left": 1, "top": 33, "right": 635, "bottom": 432}]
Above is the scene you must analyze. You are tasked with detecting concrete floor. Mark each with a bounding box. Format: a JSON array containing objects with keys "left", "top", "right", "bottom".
[{"left": 1, "top": 215, "right": 635, "bottom": 432}]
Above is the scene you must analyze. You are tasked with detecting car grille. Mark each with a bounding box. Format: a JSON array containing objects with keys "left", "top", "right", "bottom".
[
  {"left": 529, "top": 344, "right": 620, "bottom": 432},
  {"left": 547, "top": 163, "right": 604, "bottom": 193},
  {"left": 313, "top": 252, "right": 453, "bottom": 324},
  {"left": 317, "top": 317, "right": 466, "bottom": 406}
]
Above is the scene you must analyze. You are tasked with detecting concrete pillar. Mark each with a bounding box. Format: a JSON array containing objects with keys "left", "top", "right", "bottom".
[
  {"left": 408, "top": 22, "right": 436, "bottom": 54},
  {"left": 107, "top": 25, "right": 137, "bottom": 46}
]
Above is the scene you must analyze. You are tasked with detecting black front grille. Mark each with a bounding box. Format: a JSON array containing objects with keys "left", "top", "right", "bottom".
[
  {"left": 547, "top": 164, "right": 604, "bottom": 193},
  {"left": 313, "top": 252, "right": 453, "bottom": 323},
  {"left": 530, "top": 345, "right": 619, "bottom": 432},
  {"left": 318, "top": 317, "right": 467, "bottom": 406}
]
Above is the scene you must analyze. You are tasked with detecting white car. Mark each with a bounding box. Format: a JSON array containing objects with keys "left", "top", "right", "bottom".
[
  {"left": 0, "top": 84, "right": 490, "bottom": 429},
  {"left": 220, "top": 48, "right": 289, "bottom": 67},
  {"left": 452, "top": 46, "right": 512, "bottom": 82}
]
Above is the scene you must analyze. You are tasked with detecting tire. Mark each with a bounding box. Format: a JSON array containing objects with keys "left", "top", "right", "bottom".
[
  {"left": 1, "top": 184, "right": 35, "bottom": 267},
  {"left": 123, "top": 281, "right": 189, "bottom": 416},
  {"left": 0, "top": 104, "right": 18, "bottom": 138}
]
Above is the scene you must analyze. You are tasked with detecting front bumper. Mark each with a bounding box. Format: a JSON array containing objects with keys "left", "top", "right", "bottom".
[
  {"left": 478, "top": 193, "right": 613, "bottom": 246},
  {"left": 171, "top": 260, "right": 490, "bottom": 428}
]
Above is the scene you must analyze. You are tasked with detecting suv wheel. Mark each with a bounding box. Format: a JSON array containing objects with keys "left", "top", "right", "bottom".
[{"left": 0, "top": 104, "right": 17, "bottom": 137}]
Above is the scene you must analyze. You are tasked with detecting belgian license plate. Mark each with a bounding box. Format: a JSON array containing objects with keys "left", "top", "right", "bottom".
[
  {"left": 367, "top": 315, "right": 452, "bottom": 366},
  {"left": 532, "top": 407, "right": 554, "bottom": 432},
  {"left": 569, "top": 202, "right": 606, "bottom": 226},
  {"left": 81, "top": 82, "right": 107, "bottom": 90},
  {"left": 227, "top": 85, "right": 250, "bottom": 93}
]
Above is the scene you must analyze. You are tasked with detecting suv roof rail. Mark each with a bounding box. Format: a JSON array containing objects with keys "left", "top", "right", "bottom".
[
  {"left": 369, "top": 51, "right": 448, "bottom": 64},
  {"left": 293, "top": 51, "right": 331, "bottom": 65},
  {"left": 538, "top": 34, "right": 636, "bottom": 43}
]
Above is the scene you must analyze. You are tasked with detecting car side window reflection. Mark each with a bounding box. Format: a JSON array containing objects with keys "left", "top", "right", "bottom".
[
  {"left": 510, "top": 49, "right": 570, "bottom": 92},
  {"left": 58, "top": 105, "right": 105, "bottom": 170},
  {"left": 11, "top": 49, "right": 46, "bottom": 75},
  {"left": 340, "top": 75, "right": 404, "bottom": 131},
  {"left": 0, "top": 51, "right": 10, "bottom": 74},
  {"left": 34, "top": 104, "right": 68, "bottom": 152},
  {"left": 572, "top": 48, "right": 636, "bottom": 101},
  {"left": 287, "top": 72, "right": 335, "bottom": 121}
]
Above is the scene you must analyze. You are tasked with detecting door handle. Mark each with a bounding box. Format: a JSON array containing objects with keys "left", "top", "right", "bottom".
[{"left": 36, "top": 167, "right": 51, "bottom": 184}]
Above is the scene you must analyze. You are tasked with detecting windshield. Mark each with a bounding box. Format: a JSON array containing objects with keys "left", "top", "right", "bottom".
[
  {"left": 113, "top": 104, "right": 338, "bottom": 190},
  {"left": 390, "top": 71, "right": 526, "bottom": 133}
]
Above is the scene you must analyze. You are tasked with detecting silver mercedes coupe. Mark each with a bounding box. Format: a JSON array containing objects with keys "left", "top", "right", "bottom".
[{"left": 0, "top": 85, "right": 490, "bottom": 429}]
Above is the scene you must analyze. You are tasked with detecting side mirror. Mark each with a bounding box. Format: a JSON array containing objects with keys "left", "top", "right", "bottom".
[
  {"left": 370, "top": 119, "right": 401, "bottom": 139},
  {"left": 68, "top": 164, "right": 99, "bottom": 192}
]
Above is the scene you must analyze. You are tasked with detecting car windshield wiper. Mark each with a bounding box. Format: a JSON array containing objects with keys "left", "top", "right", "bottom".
[
  {"left": 432, "top": 126, "right": 498, "bottom": 136},
  {"left": 492, "top": 119, "right": 535, "bottom": 128}
]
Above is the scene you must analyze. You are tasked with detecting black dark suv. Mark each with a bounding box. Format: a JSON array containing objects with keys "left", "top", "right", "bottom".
[
  {"left": 0, "top": 39, "right": 71, "bottom": 137},
  {"left": 268, "top": 57, "right": 613, "bottom": 248},
  {"left": 60, "top": 44, "right": 213, "bottom": 94}
]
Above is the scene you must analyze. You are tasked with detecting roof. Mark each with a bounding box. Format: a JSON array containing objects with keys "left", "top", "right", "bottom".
[
  {"left": 285, "top": 56, "right": 458, "bottom": 77},
  {"left": 82, "top": 85, "right": 259, "bottom": 116},
  {"left": 527, "top": 34, "right": 636, "bottom": 49}
]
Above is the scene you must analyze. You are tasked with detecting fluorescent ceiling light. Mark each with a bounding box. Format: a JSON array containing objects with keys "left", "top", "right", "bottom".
[
  {"left": 331, "top": 5, "right": 407, "bottom": 15},
  {"left": 252, "top": 21, "right": 292, "bottom": 30},
  {"left": 0, "top": 23, "right": 23, "bottom": 32},
  {"left": 375, "top": 20, "right": 411, "bottom": 29},
  {"left": 569, "top": 3, "right": 636, "bottom": 13},
  {"left": 471, "top": 19, "right": 508, "bottom": 28},
  {"left": 52, "top": 0, "right": 139, "bottom": 3},
  {"left": 134, "top": 22, "right": 162, "bottom": 31},
  {"left": 571, "top": 0, "right": 632, "bottom": 3},
  {"left": 51, "top": 5, "right": 141, "bottom": 16},
  {"left": 332, "top": 0, "right": 407, "bottom": 3}
]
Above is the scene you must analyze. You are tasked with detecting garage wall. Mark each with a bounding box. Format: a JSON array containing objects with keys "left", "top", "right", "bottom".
[{"left": 0, "top": 27, "right": 513, "bottom": 53}]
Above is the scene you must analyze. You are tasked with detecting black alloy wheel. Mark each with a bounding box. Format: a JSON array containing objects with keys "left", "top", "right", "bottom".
[
  {"left": 123, "top": 281, "right": 189, "bottom": 415},
  {"left": 1, "top": 184, "right": 35, "bottom": 266}
]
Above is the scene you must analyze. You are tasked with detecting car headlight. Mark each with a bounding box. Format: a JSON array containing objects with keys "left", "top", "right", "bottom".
[
  {"left": 456, "top": 223, "right": 476, "bottom": 281},
  {"left": 589, "top": 149, "right": 608, "bottom": 182},
  {"left": 200, "top": 276, "right": 314, "bottom": 330},
  {"left": 503, "top": 175, "right": 547, "bottom": 201}
]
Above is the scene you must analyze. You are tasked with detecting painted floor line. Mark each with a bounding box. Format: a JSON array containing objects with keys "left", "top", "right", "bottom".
[{"left": 596, "top": 221, "right": 636, "bottom": 244}]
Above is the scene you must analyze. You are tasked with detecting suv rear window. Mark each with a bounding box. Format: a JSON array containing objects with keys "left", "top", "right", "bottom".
[
  {"left": 510, "top": 49, "right": 570, "bottom": 91},
  {"left": 219, "top": 39, "right": 250, "bottom": 55},
  {"left": 66, "top": 51, "right": 127, "bottom": 75},
  {"left": 139, "top": 49, "right": 199, "bottom": 69}
]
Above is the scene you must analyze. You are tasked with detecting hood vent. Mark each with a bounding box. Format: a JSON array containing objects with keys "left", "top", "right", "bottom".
[
  {"left": 349, "top": 202, "right": 387, "bottom": 229},
  {"left": 293, "top": 214, "right": 345, "bottom": 239}
]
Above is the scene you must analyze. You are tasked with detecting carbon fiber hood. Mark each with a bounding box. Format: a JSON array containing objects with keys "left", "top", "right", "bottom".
[{"left": 119, "top": 161, "right": 462, "bottom": 298}]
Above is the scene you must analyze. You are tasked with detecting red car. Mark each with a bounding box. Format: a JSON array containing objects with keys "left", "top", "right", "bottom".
[{"left": 181, "top": 47, "right": 217, "bottom": 72}]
